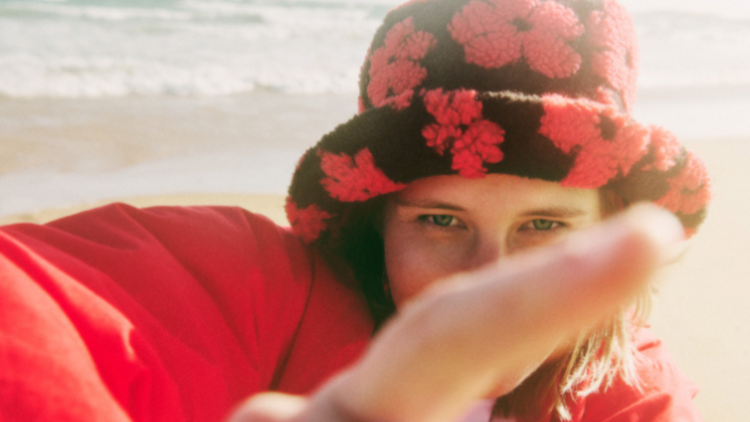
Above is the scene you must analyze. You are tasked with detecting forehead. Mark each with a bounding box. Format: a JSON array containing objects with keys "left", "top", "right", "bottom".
[{"left": 392, "top": 174, "right": 601, "bottom": 212}]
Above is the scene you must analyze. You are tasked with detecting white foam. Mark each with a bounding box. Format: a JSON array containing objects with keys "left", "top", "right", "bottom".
[
  {"left": 0, "top": 54, "right": 258, "bottom": 97},
  {"left": 623, "top": 0, "right": 750, "bottom": 21},
  {"left": 3, "top": 0, "right": 747, "bottom": 98},
  {"left": 9, "top": 2, "right": 193, "bottom": 21},
  {"left": 0, "top": 0, "right": 381, "bottom": 98}
]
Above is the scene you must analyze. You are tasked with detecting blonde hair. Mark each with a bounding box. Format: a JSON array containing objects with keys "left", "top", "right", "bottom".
[{"left": 491, "top": 290, "right": 651, "bottom": 421}]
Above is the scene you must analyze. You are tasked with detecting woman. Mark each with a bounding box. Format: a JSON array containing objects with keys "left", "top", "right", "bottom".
[
  {"left": 277, "top": 0, "right": 709, "bottom": 418},
  {"left": 0, "top": 0, "right": 709, "bottom": 421}
]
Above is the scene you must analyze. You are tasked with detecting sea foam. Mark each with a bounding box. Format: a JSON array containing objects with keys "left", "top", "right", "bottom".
[{"left": 2, "top": 0, "right": 748, "bottom": 98}]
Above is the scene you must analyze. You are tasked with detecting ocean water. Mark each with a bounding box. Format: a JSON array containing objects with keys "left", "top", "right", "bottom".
[
  {"left": 2, "top": 0, "right": 750, "bottom": 98},
  {"left": 1, "top": 0, "right": 748, "bottom": 218},
  {"left": 0, "top": 0, "right": 394, "bottom": 97}
]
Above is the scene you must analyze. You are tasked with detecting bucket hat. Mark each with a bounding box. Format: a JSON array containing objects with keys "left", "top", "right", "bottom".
[{"left": 286, "top": 0, "right": 711, "bottom": 243}]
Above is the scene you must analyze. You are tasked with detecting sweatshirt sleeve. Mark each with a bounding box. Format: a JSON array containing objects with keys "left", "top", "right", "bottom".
[{"left": 0, "top": 203, "right": 371, "bottom": 422}]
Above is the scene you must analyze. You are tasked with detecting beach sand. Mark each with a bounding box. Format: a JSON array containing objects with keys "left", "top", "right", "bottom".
[
  {"left": 0, "top": 94, "right": 357, "bottom": 218},
  {"left": 1, "top": 96, "right": 747, "bottom": 420},
  {"left": 0, "top": 93, "right": 356, "bottom": 176},
  {"left": 646, "top": 138, "right": 750, "bottom": 421}
]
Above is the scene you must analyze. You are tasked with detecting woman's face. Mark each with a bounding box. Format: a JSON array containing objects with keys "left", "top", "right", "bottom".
[{"left": 383, "top": 174, "right": 603, "bottom": 307}]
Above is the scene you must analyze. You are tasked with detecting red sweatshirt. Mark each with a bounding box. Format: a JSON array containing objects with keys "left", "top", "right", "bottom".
[{"left": 0, "top": 204, "right": 702, "bottom": 421}]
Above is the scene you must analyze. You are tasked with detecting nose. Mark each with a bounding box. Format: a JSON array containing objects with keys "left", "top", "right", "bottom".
[{"left": 466, "top": 232, "right": 509, "bottom": 270}]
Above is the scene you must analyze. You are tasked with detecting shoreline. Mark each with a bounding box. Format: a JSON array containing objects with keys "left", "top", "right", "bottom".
[
  {"left": 0, "top": 93, "right": 356, "bottom": 219},
  {"left": 0, "top": 193, "right": 288, "bottom": 227}
]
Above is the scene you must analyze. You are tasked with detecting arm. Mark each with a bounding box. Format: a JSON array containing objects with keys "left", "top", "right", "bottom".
[
  {"left": 0, "top": 204, "right": 365, "bottom": 421},
  {"left": 230, "top": 205, "right": 683, "bottom": 422}
]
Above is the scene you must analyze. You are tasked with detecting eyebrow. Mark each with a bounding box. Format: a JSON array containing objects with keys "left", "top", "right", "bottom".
[
  {"left": 395, "top": 200, "right": 590, "bottom": 218},
  {"left": 518, "top": 207, "right": 589, "bottom": 218},
  {"left": 393, "top": 199, "right": 465, "bottom": 211}
]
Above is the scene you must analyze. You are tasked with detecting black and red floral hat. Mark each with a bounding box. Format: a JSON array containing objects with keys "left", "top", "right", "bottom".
[{"left": 286, "top": 0, "right": 711, "bottom": 243}]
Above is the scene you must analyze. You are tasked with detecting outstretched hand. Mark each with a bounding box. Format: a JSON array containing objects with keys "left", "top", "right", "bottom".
[{"left": 229, "top": 205, "right": 683, "bottom": 422}]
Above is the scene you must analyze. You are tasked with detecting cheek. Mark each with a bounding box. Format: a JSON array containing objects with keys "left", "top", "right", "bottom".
[
  {"left": 383, "top": 227, "right": 464, "bottom": 308},
  {"left": 383, "top": 228, "right": 424, "bottom": 307}
]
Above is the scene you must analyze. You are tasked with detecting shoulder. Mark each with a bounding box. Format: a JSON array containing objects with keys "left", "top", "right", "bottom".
[
  {"left": 0, "top": 203, "right": 372, "bottom": 420},
  {"left": 30, "top": 202, "right": 300, "bottom": 253},
  {"left": 3, "top": 202, "right": 309, "bottom": 279},
  {"left": 632, "top": 328, "right": 700, "bottom": 398},
  {"left": 577, "top": 328, "right": 703, "bottom": 421},
  {"left": 0, "top": 204, "right": 328, "bottom": 354}
]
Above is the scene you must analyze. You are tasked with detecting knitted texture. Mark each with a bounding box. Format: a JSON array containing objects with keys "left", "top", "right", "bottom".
[
  {"left": 367, "top": 17, "right": 437, "bottom": 110},
  {"left": 587, "top": 0, "right": 639, "bottom": 112},
  {"left": 656, "top": 152, "right": 711, "bottom": 216},
  {"left": 285, "top": 200, "right": 333, "bottom": 244},
  {"left": 538, "top": 95, "right": 648, "bottom": 188},
  {"left": 449, "top": 0, "right": 584, "bottom": 78},
  {"left": 422, "top": 89, "right": 505, "bottom": 178},
  {"left": 319, "top": 149, "right": 406, "bottom": 202},
  {"left": 286, "top": 0, "right": 711, "bottom": 243}
]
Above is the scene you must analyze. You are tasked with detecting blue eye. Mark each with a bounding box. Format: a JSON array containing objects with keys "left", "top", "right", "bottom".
[
  {"left": 430, "top": 215, "right": 455, "bottom": 227},
  {"left": 532, "top": 219, "right": 557, "bottom": 231}
]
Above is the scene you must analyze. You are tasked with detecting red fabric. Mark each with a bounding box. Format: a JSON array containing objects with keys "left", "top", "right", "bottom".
[
  {"left": 568, "top": 329, "right": 703, "bottom": 422},
  {"left": 0, "top": 204, "right": 372, "bottom": 422},
  {"left": 0, "top": 204, "right": 702, "bottom": 421},
  {"left": 506, "top": 329, "right": 704, "bottom": 422}
]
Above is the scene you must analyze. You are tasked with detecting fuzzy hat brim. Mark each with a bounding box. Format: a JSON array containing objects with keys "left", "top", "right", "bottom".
[{"left": 286, "top": 90, "right": 711, "bottom": 243}]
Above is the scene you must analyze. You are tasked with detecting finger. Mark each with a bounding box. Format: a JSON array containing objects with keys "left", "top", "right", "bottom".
[
  {"left": 227, "top": 393, "right": 308, "bottom": 422},
  {"left": 317, "top": 204, "right": 683, "bottom": 422}
]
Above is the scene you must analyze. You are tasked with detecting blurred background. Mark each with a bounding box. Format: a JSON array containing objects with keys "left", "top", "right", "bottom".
[
  {"left": 1, "top": 0, "right": 748, "bottom": 420},
  {"left": 1, "top": 0, "right": 749, "bottom": 215}
]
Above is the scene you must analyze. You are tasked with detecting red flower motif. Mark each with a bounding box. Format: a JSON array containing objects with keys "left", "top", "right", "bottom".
[
  {"left": 285, "top": 198, "right": 334, "bottom": 244},
  {"left": 587, "top": 0, "right": 639, "bottom": 112},
  {"left": 367, "top": 17, "right": 437, "bottom": 110},
  {"left": 539, "top": 95, "right": 649, "bottom": 188},
  {"left": 319, "top": 148, "right": 406, "bottom": 202},
  {"left": 422, "top": 89, "right": 505, "bottom": 178},
  {"left": 645, "top": 126, "right": 682, "bottom": 172},
  {"left": 656, "top": 152, "right": 711, "bottom": 216},
  {"left": 449, "top": 0, "right": 584, "bottom": 78}
]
